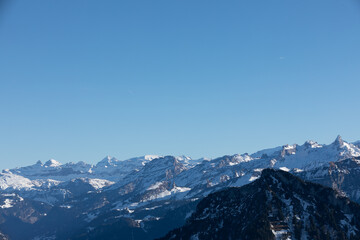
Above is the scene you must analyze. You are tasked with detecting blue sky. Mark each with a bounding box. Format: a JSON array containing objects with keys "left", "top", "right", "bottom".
[{"left": 0, "top": 0, "right": 360, "bottom": 169}]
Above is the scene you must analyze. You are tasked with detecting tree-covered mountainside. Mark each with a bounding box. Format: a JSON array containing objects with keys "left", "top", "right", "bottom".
[{"left": 160, "top": 169, "right": 360, "bottom": 240}]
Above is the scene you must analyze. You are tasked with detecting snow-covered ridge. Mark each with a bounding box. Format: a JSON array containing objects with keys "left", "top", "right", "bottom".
[
  {"left": 7, "top": 155, "right": 165, "bottom": 181},
  {"left": 1, "top": 136, "right": 359, "bottom": 206},
  {"left": 249, "top": 135, "right": 360, "bottom": 169},
  {"left": 0, "top": 154, "right": 197, "bottom": 195}
]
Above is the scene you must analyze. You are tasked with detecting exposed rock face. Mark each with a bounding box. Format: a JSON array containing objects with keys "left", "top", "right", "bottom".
[{"left": 295, "top": 157, "right": 360, "bottom": 203}]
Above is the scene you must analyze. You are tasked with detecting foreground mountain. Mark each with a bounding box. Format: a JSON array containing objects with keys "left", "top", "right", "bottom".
[
  {"left": 160, "top": 169, "right": 360, "bottom": 240},
  {"left": 1, "top": 136, "right": 360, "bottom": 239}
]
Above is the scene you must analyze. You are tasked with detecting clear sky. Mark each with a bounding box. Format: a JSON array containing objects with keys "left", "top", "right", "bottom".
[{"left": 0, "top": 0, "right": 360, "bottom": 170}]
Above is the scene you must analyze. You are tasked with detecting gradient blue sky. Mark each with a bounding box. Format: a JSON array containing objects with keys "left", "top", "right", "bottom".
[{"left": 0, "top": 0, "right": 360, "bottom": 170}]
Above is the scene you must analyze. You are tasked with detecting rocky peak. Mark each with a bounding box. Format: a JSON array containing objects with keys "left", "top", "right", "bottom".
[
  {"left": 280, "top": 144, "right": 297, "bottom": 157},
  {"left": 334, "top": 135, "right": 344, "bottom": 147},
  {"left": 303, "top": 140, "right": 322, "bottom": 149}
]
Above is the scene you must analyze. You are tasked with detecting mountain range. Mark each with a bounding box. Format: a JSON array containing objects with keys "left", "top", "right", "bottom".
[{"left": 1, "top": 135, "right": 360, "bottom": 239}]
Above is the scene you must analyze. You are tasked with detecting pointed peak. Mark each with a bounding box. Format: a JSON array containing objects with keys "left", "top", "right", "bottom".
[
  {"left": 36, "top": 160, "right": 43, "bottom": 165},
  {"left": 334, "top": 135, "right": 344, "bottom": 146}
]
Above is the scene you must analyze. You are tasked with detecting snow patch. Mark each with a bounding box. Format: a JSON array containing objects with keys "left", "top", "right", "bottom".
[
  {"left": 279, "top": 167, "right": 290, "bottom": 172},
  {"left": 0, "top": 199, "right": 13, "bottom": 208}
]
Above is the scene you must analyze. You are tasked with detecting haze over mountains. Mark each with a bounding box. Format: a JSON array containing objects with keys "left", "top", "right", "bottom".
[{"left": 1, "top": 136, "right": 360, "bottom": 239}]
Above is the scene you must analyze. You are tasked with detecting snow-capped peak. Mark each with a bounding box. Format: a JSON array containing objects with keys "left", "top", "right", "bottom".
[
  {"left": 142, "top": 155, "right": 160, "bottom": 161},
  {"left": 233, "top": 153, "right": 253, "bottom": 163},
  {"left": 44, "top": 159, "right": 62, "bottom": 168},
  {"left": 328, "top": 136, "right": 360, "bottom": 157},
  {"left": 303, "top": 140, "right": 323, "bottom": 149},
  {"left": 96, "top": 156, "right": 118, "bottom": 167},
  {"left": 283, "top": 144, "right": 296, "bottom": 150}
]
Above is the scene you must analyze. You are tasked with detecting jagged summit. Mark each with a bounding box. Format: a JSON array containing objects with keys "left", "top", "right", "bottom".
[{"left": 303, "top": 140, "right": 322, "bottom": 148}]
